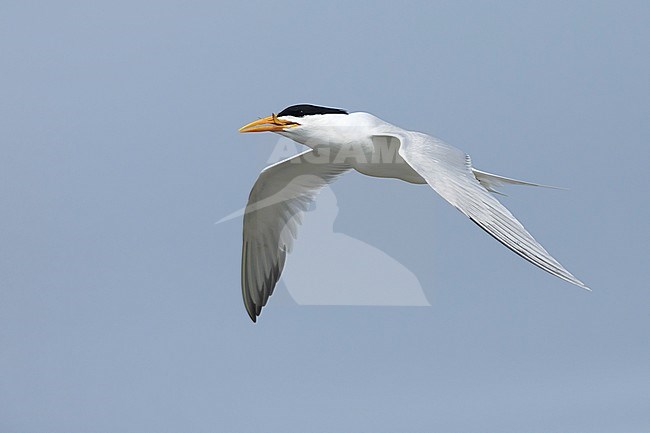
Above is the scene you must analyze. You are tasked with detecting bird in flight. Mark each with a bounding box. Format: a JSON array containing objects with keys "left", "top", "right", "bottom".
[{"left": 238, "top": 104, "right": 588, "bottom": 322}]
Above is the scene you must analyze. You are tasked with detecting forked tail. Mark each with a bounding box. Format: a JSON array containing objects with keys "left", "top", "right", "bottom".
[{"left": 472, "top": 168, "right": 565, "bottom": 194}]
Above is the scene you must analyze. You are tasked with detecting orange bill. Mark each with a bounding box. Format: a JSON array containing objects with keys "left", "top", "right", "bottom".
[{"left": 239, "top": 114, "right": 300, "bottom": 133}]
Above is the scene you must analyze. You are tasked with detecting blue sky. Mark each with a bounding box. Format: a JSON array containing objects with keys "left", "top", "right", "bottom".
[{"left": 1, "top": 1, "right": 649, "bottom": 432}]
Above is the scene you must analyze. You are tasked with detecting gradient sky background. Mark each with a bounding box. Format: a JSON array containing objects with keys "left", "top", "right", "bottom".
[{"left": 2, "top": 1, "right": 649, "bottom": 432}]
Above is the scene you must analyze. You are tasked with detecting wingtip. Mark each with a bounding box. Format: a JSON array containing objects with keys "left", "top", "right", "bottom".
[
  {"left": 572, "top": 279, "right": 591, "bottom": 292},
  {"left": 243, "top": 297, "right": 258, "bottom": 323}
]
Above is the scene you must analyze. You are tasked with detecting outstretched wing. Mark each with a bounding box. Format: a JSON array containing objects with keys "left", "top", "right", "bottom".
[
  {"left": 242, "top": 150, "right": 350, "bottom": 322},
  {"left": 373, "top": 132, "right": 588, "bottom": 289}
]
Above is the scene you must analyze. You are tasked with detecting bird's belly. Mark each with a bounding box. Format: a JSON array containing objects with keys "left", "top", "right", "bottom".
[
  {"left": 352, "top": 159, "right": 427, "bottom": 184},
  {"left": 312, "top": 138, "right": 427, "bottom": 184},
  {"left": 345, "top": 135, "right": 427, "bottom": 184}
]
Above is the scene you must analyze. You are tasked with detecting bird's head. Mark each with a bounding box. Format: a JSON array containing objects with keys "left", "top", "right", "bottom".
[{"left": 239, "top": 104, "right": 351, "bottom": 145}]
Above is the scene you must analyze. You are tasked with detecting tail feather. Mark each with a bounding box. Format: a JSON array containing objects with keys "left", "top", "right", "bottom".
[{"left": 472, "top": 168, "right": 565, "bottom": 194}]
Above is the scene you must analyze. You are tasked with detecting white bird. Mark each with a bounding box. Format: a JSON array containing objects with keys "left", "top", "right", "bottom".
[{"left": 238, "top": 104, "right": 588, "bottom": 322}]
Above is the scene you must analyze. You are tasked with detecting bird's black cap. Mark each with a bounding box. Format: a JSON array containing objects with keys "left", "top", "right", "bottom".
[{"left": 277, "top": 104, "right": 348, "bottom": 118}]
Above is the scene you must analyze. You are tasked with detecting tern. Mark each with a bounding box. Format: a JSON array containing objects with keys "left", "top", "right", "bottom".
[{"left": 238, "top": 104, "right": 588, "bottom": 322}]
